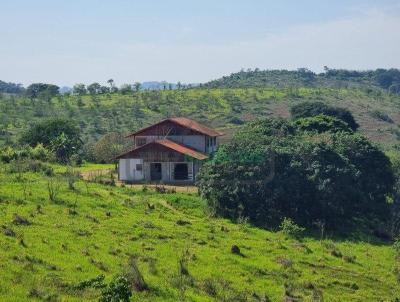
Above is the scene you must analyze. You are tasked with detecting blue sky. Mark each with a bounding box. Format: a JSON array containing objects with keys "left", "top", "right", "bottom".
[{"left": 1, "top": 0, "right": 399, "bottom": 86}]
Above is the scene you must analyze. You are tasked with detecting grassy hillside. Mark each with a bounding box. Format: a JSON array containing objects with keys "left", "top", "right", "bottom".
[
  {"left": 204, "top": 69, "right": 400, "bottom": 93},
  {"left": 2, "top": 87, "right": 400, "bottom": 148},
  {"left": 0, "top": 164, "right": 399, "bottom": 301}
]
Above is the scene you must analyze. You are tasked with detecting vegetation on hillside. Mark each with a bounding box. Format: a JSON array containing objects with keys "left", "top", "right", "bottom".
[
  {"left": 2, "top": 86, "right": 400, "bottom": 152},
  {"left": 205, "top": 68, "right": 400, "bottom": 94}
]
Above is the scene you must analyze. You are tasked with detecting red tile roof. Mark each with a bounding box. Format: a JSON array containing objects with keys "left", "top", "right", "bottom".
[
  {"left": 115, "top": 139, "right": 209, "bottom": 160},
  {"left": 127, "top": 117, "right": 224, "bottom": 137}
]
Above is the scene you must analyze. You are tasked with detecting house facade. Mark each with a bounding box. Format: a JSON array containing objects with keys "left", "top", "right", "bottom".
[{"left": 116, "top": 117, "right": 223, "bottom": 183}]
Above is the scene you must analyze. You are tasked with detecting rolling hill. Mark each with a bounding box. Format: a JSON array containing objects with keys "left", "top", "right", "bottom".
[{"left": 1, "top": 86, "right": 400, "bottom": 149}]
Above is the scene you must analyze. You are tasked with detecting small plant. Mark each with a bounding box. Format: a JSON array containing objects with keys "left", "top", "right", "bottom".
[
  {"left": 47, "top": 177, "right": 61, "bottom": 203},
  {"left": 125, "top": 256, "right": 148, "bottom": 291},
  {"left": 65, "top": 166, "right": 80, "bottom": 190},
  {"left": 343, "top": 255, "right": 356, "bottom": 263},
  {"left": 279, "top": 217, "right": 305, "bottom": 238},
  {"left": 99, "top": 275, "right": 132, "bottom": 302},
  {"left": 12, "top": 214, "right": 31, "bottom": 225},
  {"left": 231, "top": 245, "right": 241, "bottom": 256},
  {"left": 74, "top": 274, "right": 105, "bottom": 290},
  {"left": 393, "top": 238, "right": 400, "bottom": 256},
  {"left": 201, "top": 278, "right": 218, "bottom": 297}
]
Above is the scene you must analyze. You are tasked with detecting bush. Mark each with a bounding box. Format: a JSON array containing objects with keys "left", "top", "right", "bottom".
[
  {"left": 125, "top": 256, "right": 147, "bottom": 292},
  {"left": 290, "top": 101, "right": 359, "bottom": 131},
  {"left": 279, "top": 218, "right": 305, "bottom": 238},
  {"left": 393, "top": 239, "right": 400, "bottom": 256},
  {"left": 370, "top": 110, "right": 394, "bottom": 123},
  {"left": 99, "top": 275, "right": 132, "bottom": 302},
  {"left": 20, "top": 118, "right": 82, "bottom": 163},
  {"left": 294, "top": 115, "right": 352, "bottom": 133}
]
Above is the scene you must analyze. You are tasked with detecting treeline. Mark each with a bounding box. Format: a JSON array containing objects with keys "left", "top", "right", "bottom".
[
  {"left": 0, "top": 80, "right": 195, "bottom": 97},
  {"left": 0, "top": 80, "right": 24, "bottom": 94},
  {"left": 205, "top": 68, "right": 400, "bottom": 94}
]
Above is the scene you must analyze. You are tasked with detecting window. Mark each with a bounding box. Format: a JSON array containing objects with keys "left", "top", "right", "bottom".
[
  {"left": 136, "top": 164, "right": 142, "bottom": 171},
  {"left": 136, "top": 137, "right": 146, "bottom": 146},
  {"left": 174, "top": 163, "right": 188, "bottom": 180}
]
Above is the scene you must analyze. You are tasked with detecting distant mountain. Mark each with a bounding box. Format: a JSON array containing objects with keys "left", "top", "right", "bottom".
[
  {"left": 59, "top": 86, "right": 72, "bottom": 94},
  {"left": 141, "top": 81, "right": 199, "bottom": 90}
]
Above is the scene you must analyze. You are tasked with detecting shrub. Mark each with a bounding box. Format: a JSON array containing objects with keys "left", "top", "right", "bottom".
[
  {"left": 99, "top": 275, "right": 132, "bottom": 302},
  {"left": 293, "top": 115, "right": 352, "bottom": 133},
  {"left": 279, "top": 218, "right": 305, "bottom": 238},
  {"left": 20, "top": 118, "right": 82, "bottom": 163},
  {"left": 393, "top": 239, "right": 400, "bottom": 256},
  {"left": 290, "top": 101, "right": 359, "bottom": 130},
  {"left": 370, "top": 110, "right": 394, "bottom": 123},
  {"left": 125, "top": 256, "right": 147, "bottom": 291}
]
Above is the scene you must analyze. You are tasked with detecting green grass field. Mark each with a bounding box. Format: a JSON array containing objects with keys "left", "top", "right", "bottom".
[{"left": 0, "top": 164, "right": 399, "bottom": 301}]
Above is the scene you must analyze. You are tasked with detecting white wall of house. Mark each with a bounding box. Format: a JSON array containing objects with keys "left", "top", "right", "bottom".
[
  {"left": 119, "top": 158, "right": 144, "bottom": 181},
  {"left": 120, "top": 160, "right": 198, "bottom": 183}
]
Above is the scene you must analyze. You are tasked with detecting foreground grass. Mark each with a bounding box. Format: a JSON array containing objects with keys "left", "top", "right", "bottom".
[{"left": 0, "top": 165, "right": 399, "bottom": 301}]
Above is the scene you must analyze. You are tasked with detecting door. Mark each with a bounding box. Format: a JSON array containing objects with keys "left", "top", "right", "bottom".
[{"left": 150, "top": 163, "right": 162, "bottom": 181}]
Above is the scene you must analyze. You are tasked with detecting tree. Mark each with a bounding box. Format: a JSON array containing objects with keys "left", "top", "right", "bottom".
[
  {"left": 119, "top": 84, "right": 133, "bottom": 95},
  {"left": 92, "top": 132, "right": 127, "bottom": 163},
  {"left": 134, "top": 82, "right": 141, "bottom": 92},
  {"left": 197, "top": 118, "right": 394, "bottom": 229},
  {"left": 20, "top": 118, "right": 82, "bottom": 162},
  {"left": 290, "top": 101, "right": 359, "bottom": 131},
  {"left": 26, "top": 83, "right": 59, "bottom": 101},
  {"left": 107, "top": 79, "right": 114, "bottom": 89},
  {"left": 107, "top": 79, "right": 118, "bottom": 93},
  {"left": 87, "top": 82, "right": 101, "bottom": 95},
  {"left": 73, "top": 83, "right": 87, "bottom": 96}
]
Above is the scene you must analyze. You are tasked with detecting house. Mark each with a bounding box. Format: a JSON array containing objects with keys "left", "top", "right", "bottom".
[{"left": 116, "top": 117, "right": 224, "bottom": 183}]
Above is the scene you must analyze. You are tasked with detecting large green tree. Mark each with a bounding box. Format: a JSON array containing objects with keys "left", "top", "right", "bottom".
[
  {"left": 25, "top": 83, "right": 59, "bottom": 101},
  {"left": 197, "top": 118, "right": 394, "bottom": 229}
]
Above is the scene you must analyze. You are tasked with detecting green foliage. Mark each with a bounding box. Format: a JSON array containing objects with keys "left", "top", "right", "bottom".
[
  {"left": 99, "top": 275, "right": 132, "bottom": 302},
  {"left": 279, "top": 217, "right": 305, "bottom": 238},
  {"left": 370, "top": 110, "right": 394, "bottom": 123},
  {"left": 92, "top": 132, "right": 128, "bottom": 163},
  {"left": 205, "top": 68, "right": 400, "bottom": 94},
  {"left": 0, "top": 145, "right": 52, "bottom": 164},
  {"left": 198, "top": 118, "right": 394, "bottom": 228},
  {"left": 0, "top": 80, "right": 24, "bottom": 94},
  {"left": 20, "top": 118, "right": 82, "bottom": 162},
  {"left": 1, "top": 86, "right": 400, "bottom": 149},
  {"left": 25, "top": 83, "right": 59, "bottom": 101},
  {"left": 293, "top": 114, "right": 353, "bottom": 133},
  {"left": 393, "top": 239, "right": 400, "bottom": 256},
  {"left": 290, "top": 101, "right": 359, "bottom": 130}
]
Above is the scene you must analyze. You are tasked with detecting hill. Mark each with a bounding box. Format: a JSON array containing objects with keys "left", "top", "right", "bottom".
[
  {"left": 0, "top": 163, "right": 398, "bottom": 301},
  {"left": 205, "top": 68, "right": 400, "bottom": 94},
  {"left": 1, "top": 87, "right": 400, "bottom": 149}
]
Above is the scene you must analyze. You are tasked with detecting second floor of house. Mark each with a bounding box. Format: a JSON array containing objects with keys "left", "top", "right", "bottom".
[{"left": 126, "top": 117, "right": 223, "bottom": 154}]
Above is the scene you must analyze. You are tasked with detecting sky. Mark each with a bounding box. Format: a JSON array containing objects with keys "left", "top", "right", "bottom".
[{"left": 0, "top": 0, "right": 400, "bottom": 86}]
